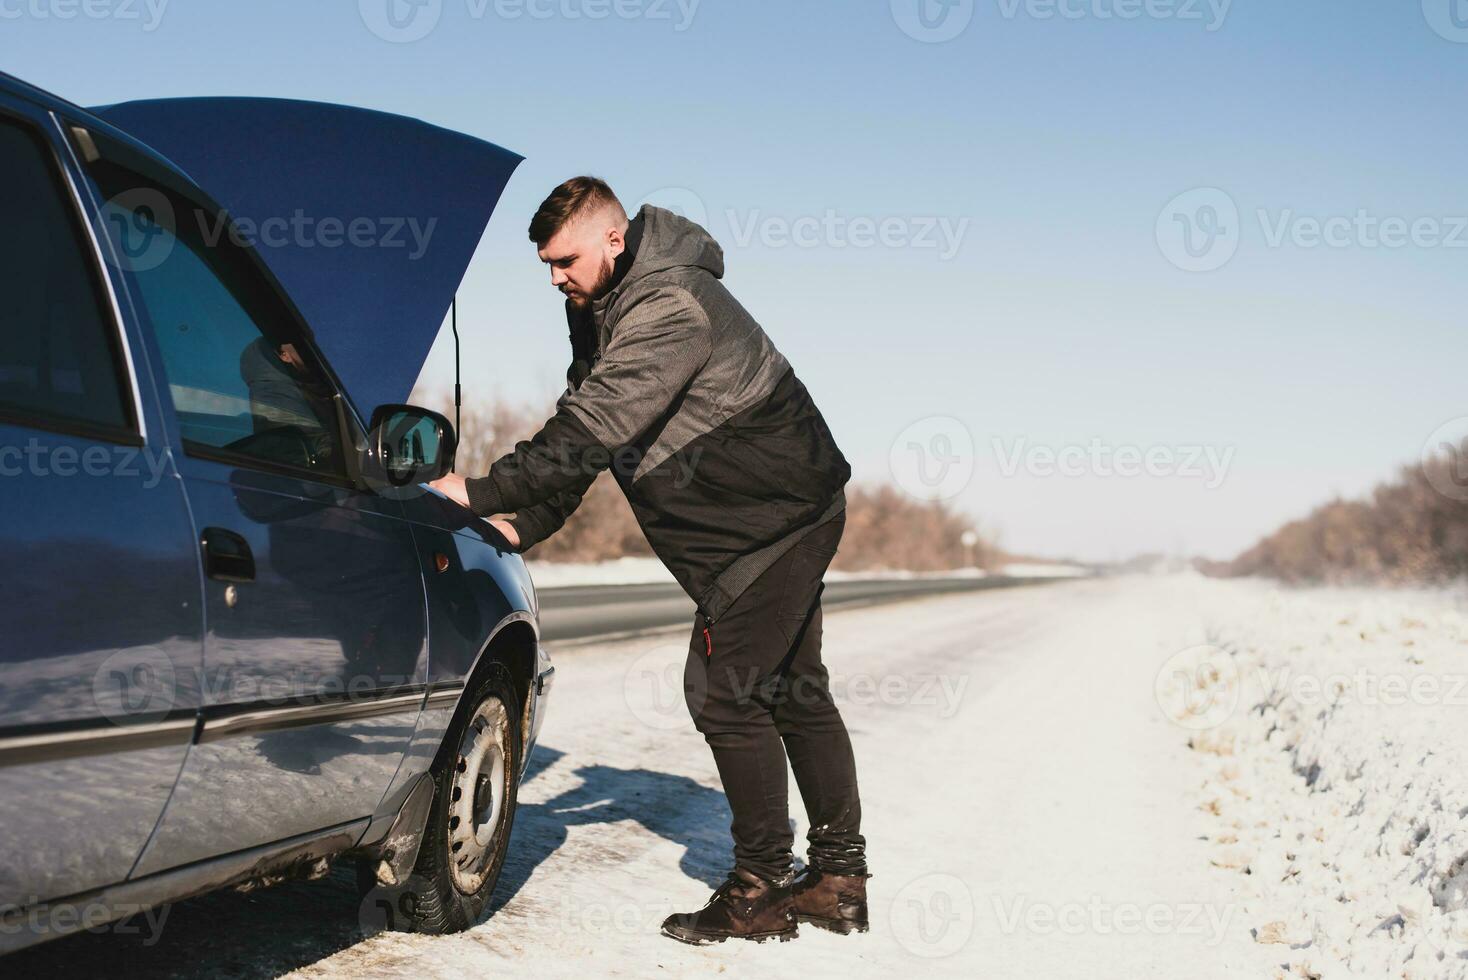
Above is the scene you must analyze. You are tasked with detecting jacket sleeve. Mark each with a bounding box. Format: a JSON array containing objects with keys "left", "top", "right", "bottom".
[
  {"left": 499, "top": 388, "right": 594, "bottom": 551},
  {"left": 504, "top": 476, "right": 596, "bottom": 552},
  {"left": 463, "top": 283, "right": 712, "bottom": 518}
]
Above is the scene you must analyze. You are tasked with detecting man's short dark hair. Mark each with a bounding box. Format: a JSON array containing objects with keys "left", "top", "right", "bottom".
[{"left": 528, "top": 176, "right": 628, "bottom": 247}]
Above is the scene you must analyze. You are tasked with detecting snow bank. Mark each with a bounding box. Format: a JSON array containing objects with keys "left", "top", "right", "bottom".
[
  {"left": 1168, "top": 579, "right": 1468, "bottom": 978},
  {"left": 525, "top": 556, "right": 676, "bottom": 588}
]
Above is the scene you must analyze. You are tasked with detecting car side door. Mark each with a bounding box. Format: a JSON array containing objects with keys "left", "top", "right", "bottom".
[
  {"left": 82, "top": 148, "right": 431, "bottom": 874},
  {"left": 0, "top": 103, "right": 203, "bottom": 913}
]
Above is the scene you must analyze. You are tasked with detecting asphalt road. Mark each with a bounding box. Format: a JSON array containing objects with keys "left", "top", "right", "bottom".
[{"left": 537, "top": 575, "right": 1061, "bottom": 643}]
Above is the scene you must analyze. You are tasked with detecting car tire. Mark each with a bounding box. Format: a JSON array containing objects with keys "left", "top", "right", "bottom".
[{"left": 360, "top": 664, "right": 523, "bottom": 934}]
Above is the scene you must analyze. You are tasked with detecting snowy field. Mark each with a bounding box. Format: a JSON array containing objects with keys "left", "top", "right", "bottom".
[{"left": 15, "top": 574, "right": 1468, "bottom": 978}]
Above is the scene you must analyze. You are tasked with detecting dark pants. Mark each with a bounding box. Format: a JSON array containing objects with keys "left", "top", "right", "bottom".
[{"left": 683, "top": 514, "right": 866, "bottom": 882}]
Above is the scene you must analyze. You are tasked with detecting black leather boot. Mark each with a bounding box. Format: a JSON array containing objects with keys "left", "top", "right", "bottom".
[
  {"left": 791, "top": 867, "right": 870, "bottom": 934},
  {"left": 660, "top": 868, "right": 799, "bottom": 945}
]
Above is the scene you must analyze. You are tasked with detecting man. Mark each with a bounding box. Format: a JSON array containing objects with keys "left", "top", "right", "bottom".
[{"left": 431, "top": 177, "right": 869, "bottom": 944}]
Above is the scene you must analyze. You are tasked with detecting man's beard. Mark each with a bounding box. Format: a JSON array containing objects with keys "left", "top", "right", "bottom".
[{"left": 566, "top": 254, "right": 615, "bottom": 309}]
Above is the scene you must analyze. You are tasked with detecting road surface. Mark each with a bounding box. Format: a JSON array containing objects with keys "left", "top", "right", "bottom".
[{"left": 536, "top": 574, "right": 1057, "bottom": 642}]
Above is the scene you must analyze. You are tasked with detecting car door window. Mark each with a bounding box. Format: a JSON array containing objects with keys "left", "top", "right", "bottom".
[
  {"left": 96, "top": 178, "right": 347, "bottom": 481},
  {"left": 0, "top": 116, "right": 132, "bottom": 437}
]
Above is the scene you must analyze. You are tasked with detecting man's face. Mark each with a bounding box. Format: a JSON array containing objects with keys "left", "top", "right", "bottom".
[{"left": 539, "top": 209, "right": 626, "bottom": 308}]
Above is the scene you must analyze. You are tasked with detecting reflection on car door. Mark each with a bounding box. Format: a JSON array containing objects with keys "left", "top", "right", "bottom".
[
  {"left": 0, "top": 107, "right": 202, "bottom": 908},
  {"left": 91, "top": 165, "right": 429, "bottom": 874}
]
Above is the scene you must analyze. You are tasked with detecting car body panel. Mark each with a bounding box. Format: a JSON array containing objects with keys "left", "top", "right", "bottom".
[
  {"left": 0, "top": 92, "right": 205, "bottom": 910},
  {"left": 128, "top": 468, "right": 429, "bottom": 875},
  {"left": 0, "top": 70, "right": 551, "bottom": 950}
]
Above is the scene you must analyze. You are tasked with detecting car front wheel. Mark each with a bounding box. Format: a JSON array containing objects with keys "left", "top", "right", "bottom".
[{"left": 360, "top": 664, "right": 523, "bottom": 934}]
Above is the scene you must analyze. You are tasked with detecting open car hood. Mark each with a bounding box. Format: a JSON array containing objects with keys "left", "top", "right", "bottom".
[{"left": 91, "top": 97, "right": 521, "bottom": 416}]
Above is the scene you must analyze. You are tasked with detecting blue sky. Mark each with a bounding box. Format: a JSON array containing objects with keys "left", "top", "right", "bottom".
[{"left": 12, "top": 0, "right": 1467, "bottom": 561}]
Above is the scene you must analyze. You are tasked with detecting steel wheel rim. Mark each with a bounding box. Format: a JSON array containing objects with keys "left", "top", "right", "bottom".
[{"left": 448, "top": 696, "right": 509, "bottom": 894}]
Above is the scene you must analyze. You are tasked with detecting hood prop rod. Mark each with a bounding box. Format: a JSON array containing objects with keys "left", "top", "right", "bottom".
[{"left": 451, "top": 295, "right": 461, "bottom": 473}]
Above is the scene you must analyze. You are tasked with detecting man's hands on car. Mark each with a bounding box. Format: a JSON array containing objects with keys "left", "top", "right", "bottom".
[{"left": 429, "top": 474, "right": 521, "bottom": 549}]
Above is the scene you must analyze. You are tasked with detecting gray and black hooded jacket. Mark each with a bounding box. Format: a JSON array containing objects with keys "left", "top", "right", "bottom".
[{"left": 465, "top": 205, "right": 849, "bottom": 623}]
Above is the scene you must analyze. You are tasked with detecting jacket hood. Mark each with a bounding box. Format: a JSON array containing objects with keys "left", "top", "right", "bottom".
[
  {"left": 596, "top": 205, "right": 724, "bottom": 315},
  {"left": 89, "top": 97, "right": 521, "bottom": 416}
]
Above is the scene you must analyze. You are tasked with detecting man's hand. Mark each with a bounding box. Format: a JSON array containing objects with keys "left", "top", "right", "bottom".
[
  {"left": 428, "top": 473, "right": 470, "bottom": 509},
  {"left": 488, "top": 520, "right": 521, "bottom": 549},
  {"left": 428, "top": 475, "right": 521, "bottom": 550}
]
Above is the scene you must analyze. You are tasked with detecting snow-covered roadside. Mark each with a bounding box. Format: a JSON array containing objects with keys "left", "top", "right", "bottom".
[
  {"left": 1165, "top": 577, "right": 1468, "bottom": 979},
  {"left": 284, "top": 575, "right": 1277, "bottom": 979}
]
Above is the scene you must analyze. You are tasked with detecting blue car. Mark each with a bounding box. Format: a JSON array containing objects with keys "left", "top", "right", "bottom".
[{"left": 0, "top": 71, "right": 553, "bottom": 952}]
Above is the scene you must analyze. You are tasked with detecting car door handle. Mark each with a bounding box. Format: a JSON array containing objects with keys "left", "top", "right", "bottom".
[{"left": 201, "top": 527, "right": 255, "bottom": 583}]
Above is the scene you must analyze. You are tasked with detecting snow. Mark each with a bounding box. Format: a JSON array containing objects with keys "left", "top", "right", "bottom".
[
  {"left": 1171, "top": 576, "right": 1468, "bottom": 979},
  {"left": 286, "top": 576, "right": 1282, "bottom": 978},
  {"left": 22, "top": 574, "right": 1466, "bottom": 977},
  {"left": 995, "top": 561, "right": 1090, "bottom": 578},
  {"left": 525, "top": 556, "right": 677, "bottom": 588}
]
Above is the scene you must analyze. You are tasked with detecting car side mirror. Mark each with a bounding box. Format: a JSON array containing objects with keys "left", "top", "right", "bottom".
[{"left": 368, "top": 404, "right": 458, "bottom": 488}]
